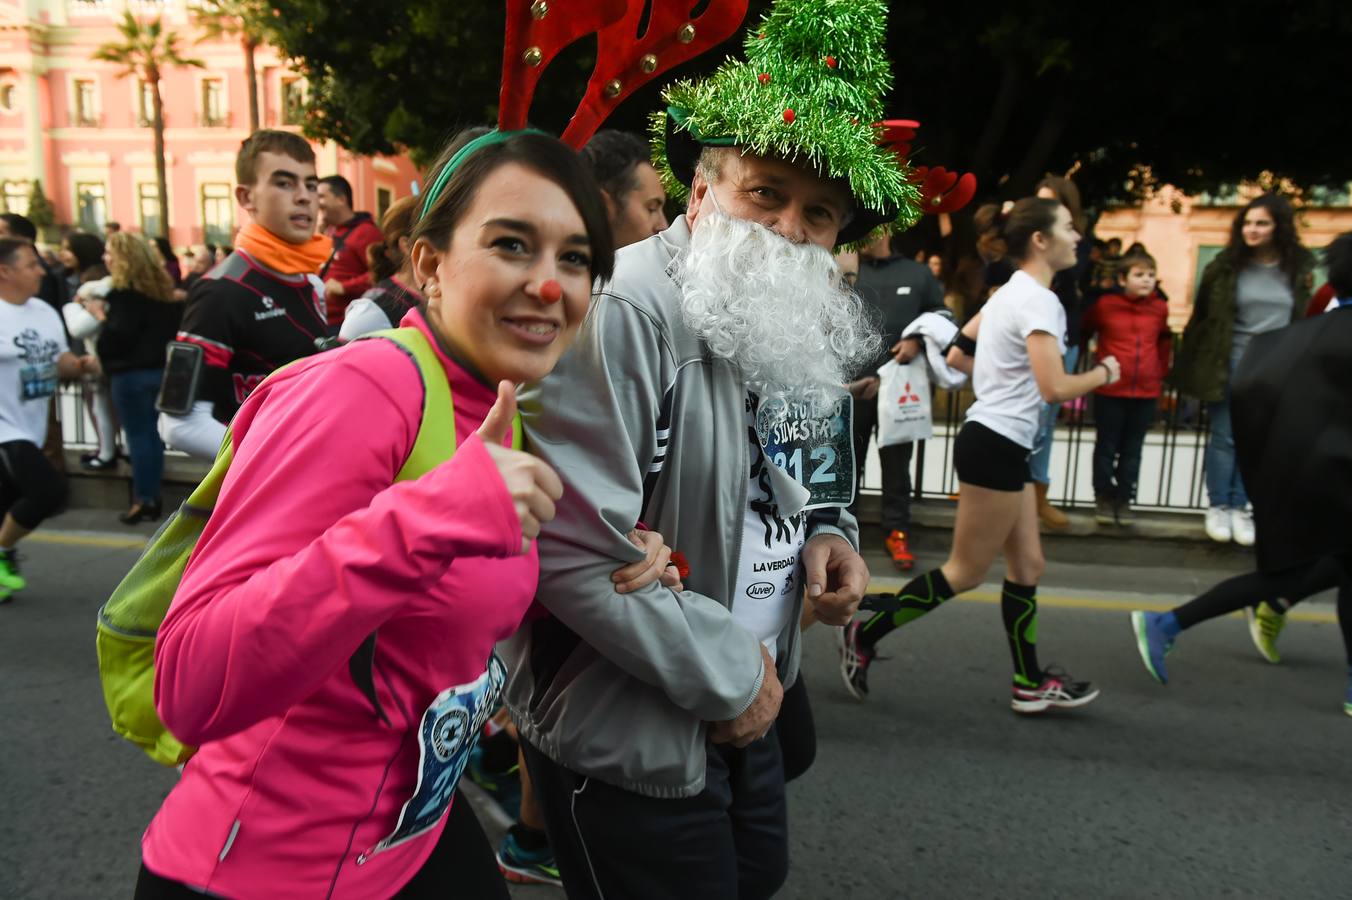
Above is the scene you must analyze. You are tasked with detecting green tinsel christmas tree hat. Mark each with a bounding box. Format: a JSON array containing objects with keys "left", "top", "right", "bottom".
[{"left": 651, "top": 0, "right": 922, "bottom": 246}]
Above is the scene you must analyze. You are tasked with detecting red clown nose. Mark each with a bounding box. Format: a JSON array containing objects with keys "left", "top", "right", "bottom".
[{"left": 539, "top": 279, "right": 564, "bottom": 303}]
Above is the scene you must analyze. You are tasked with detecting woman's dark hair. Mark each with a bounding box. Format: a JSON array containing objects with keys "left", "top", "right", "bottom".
[
  {"left": 1035, "top": 174, "right": 1085, "bottom": 235},
  {"left": 972, "top": 202, "right": 1006, "bottom": 263},
  {"left": 1225, "top": 193, "right": 1305, "bottom": 281},
  {"left": 64, "top": 231, "right": 105, "bottom": 274},
  {"left": 367, "top": 196, "right": 419, "bottom": 282},
  {"left": 1000, "top": 197, "right": 1064, "bottom": 263},
  {"left": 413, "top": 129, "right": 615, "bottom": 283},
  {"left": 1324, "top": 231, "right": 1352, "bottom": 299},
  {"left": 153, "top": 236, "right": 178, "bottom": 264},
  {"left": 580, "top": 130, "right": 651, "bottom": 204}
]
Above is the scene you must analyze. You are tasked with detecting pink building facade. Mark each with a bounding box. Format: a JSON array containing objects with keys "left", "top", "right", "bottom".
[{"left": 0, "top": 0, "right": 420, "bottom": 249}]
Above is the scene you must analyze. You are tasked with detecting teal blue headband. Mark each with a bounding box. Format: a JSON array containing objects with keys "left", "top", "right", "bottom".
[{"left": 418, "top": 128, "right": 550, "bottom": 221}]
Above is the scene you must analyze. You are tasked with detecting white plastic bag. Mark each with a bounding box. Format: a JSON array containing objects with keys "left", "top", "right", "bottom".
[{"left": 877, "top": 357, "right": 932, "bottom": 446}]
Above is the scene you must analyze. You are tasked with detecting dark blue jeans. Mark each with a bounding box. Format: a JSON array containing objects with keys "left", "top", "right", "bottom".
[
  {"left": 109, "top": 368, "right": 166, "bottom": 504},
  {"left": 1204, "top": 345, "right": 1249, "bottom": 509},
  {"left": 1092, "top": 395, "right": 1156, "bottom": 502}
]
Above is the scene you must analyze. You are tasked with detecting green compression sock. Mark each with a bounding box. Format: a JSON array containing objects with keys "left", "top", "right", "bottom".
[
  {"left": 1001, "top": 579, "right": 1042, "bottom": 687},
  {"left": 859, "top": 568, "right": 955, "bottom": 649}
]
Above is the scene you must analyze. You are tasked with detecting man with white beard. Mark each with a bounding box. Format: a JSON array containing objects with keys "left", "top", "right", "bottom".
[{"left": 502, "top": 1, "right": 924, "bottom": 896}]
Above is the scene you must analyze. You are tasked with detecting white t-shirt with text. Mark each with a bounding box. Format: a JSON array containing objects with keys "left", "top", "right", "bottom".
[
  {"left": 966, "top": 270, "right": 1066, "bottom": 449},
  {"left": 732, "top": 394, "right": 806, "bottom": 658},
  {"left": 0, "top": 298, "right": 69, "bottom": 446}
]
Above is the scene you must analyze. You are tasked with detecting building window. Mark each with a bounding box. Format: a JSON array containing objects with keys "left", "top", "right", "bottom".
[
  {"left": 201, "top": 183, "right": 233, "bottom": 246},
  {"left": 200, "top": 77, "right": 226, "bottom": 127},
  {"left": 138, "top": 184, "right": 162, "bottom": 237},
  {"left": 376, "top": 187, "right": 392, "bottom": 224},
  {"left": 73, "top": 78, "right": 98, "bottom": 126},
  {"left": 137, "top": 79, "right": 154, "bottom": 126},
  {"left": 76, "top": 182, "right": 107, "bottom": 232},
  {"left": 0, "top": 83, "right": 16, "bottom": 114},
  {"left": 281, "top": 78, "right": 305, "bottom": 126},
  {"left": 2, "top": 181, "right": 29, "bottom": 215}
]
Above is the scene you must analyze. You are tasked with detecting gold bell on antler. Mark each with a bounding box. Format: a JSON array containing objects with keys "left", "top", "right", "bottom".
[
  {"left": 523, "top": 46, "right": 544, "bottom": 67},
  {"left": 677, "top": 23, "right": 696, "bottom": 43},
  {"left": 604, "top": 79, "right": 623, "bottom": 98},
  {"left": 530, "top": 0, "right": 548, "bottom": 19},
  {"left": 640, "top": 54, "right": 658, "bottom": 74}
]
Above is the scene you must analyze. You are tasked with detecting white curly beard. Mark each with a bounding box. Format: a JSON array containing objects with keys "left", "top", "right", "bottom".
[{"left": 673, "top": 209, "right": 880, "bottom": 419}]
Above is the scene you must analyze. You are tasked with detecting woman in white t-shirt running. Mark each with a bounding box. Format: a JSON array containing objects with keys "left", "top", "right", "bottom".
[{"left": 839, "top": 197, "right": 1121, "bottom": 712}]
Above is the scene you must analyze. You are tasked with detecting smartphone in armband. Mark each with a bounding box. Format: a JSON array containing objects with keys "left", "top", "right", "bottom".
[{"left": 156, "top": 341, "right": 205, "bottom": 416}]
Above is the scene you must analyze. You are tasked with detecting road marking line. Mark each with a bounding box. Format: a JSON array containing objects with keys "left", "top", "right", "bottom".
[
  {"left": 27, "top": 532, "right": 147, "bottom": 550},
  {"left": 865, "top": 583, "right": 1339, "bottom": 624}
]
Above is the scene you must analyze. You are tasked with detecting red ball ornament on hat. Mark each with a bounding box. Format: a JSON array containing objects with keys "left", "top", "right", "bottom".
[
  {"left": 782, "top": 108, "right": 796, "bottom": 124},
  {"left": 539, "top": 279, "right": 563, "bottom": 304},
  {"left": 758, "top": 72, "right": 771, "bottom": 85},
  {"left": 824, "top": 55, "right": 838, "bottom": 68}
]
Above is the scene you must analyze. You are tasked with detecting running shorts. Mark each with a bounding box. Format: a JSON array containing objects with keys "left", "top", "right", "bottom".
[{"left": 953, "top": 421, "right": 1031, "bottom": 492}]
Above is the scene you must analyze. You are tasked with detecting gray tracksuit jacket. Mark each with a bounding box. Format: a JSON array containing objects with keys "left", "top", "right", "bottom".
[{"left": 501, "top": 216, "right": 859, "bottom": 798}]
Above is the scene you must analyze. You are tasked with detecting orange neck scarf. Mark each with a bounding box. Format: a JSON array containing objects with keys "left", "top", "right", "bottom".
[{"left": 234, "top": 221, "right": 333, "bottom": 276}]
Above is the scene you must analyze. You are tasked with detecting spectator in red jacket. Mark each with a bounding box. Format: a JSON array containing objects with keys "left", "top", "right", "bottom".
[
  {"left": 316, "top": 174, "right": 383, "bottom": 327},
  {"left": 1082, "top": 250, "right": 1172, "bottom": 526}
]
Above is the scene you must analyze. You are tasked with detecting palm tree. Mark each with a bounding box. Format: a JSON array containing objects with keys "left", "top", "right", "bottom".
[
  {"left": 94, "top": 13, "right": 203, "bottom": 239},
  {"left": 191, "top": 0, "right": 268, "bottom": 133}
]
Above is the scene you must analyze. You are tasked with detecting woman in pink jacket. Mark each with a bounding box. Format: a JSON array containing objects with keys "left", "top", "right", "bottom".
[{"left": 135, "top": 130, "right": 667, "bottom": 898}]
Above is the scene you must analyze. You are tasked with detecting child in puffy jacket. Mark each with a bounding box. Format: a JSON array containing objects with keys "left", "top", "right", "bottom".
[{"left": 1082, "top": 251, "right": 1172, "bottom": 526}]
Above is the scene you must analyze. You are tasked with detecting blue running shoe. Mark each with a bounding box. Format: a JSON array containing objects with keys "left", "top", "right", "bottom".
[
  {"left": 1130, "top": 610, "right": 1173, "bottom": 685},
  {"left": 497, "top": 828, "right": 563, "bottom": 886}
]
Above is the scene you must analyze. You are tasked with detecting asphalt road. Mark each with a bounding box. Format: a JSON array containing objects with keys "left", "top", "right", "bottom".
[{"left": 2, "top": 525, "right": 1349, "bottom": 899}]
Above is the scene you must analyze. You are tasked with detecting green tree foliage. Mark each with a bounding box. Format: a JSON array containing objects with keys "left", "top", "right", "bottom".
[
  {"left": 261, "top": 0, "right": 1352, "bottom": 205},
  {"left": 886, "top": 0, "right": 1352, "bottom": 207},
  {"left": 94, "top": 13, "right": 204, "bottom": 238}
]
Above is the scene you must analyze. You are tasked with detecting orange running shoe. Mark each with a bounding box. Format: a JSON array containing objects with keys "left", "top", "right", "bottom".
[{"left": 884, "top": 529, "right": 915, "bottom": 571}]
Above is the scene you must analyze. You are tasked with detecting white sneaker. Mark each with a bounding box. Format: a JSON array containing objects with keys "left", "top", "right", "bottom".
[
  {"left": 1231, "top": 507, "right": 1255, "bottom": 547},
  {"left": 1205, "top": 506, "right": 1232, "bottom": 543}
]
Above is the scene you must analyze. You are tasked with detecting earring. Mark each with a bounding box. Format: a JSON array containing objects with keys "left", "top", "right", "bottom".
[{"left": 423, "top": 280, "right": 439, "bottom": 297}]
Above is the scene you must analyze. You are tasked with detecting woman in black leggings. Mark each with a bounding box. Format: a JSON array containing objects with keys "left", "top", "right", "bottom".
[{"left": 1131, "top": 554, "right": 1352, "bottom": 718}]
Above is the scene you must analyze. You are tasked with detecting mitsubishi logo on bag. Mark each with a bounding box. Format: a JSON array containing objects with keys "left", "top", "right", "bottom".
[{"left": 897, "top": 383, "right": 922, "bottom": 405}]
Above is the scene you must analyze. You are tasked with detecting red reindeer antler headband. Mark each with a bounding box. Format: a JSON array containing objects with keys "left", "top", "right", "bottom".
[
  {"left": 422, "top": 0, "right": 748, "bottom": 219},
  {"left": 500, "top": 0, "right": 750, "bottom": 147}
]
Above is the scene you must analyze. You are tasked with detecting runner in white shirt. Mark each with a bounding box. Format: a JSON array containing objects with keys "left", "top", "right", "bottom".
[
  {"left": 0, "top": 238, "right": 92, "bottom": 601},
  {"left": 840, "top": 198, "right": 1122, "bottom": 712}
]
